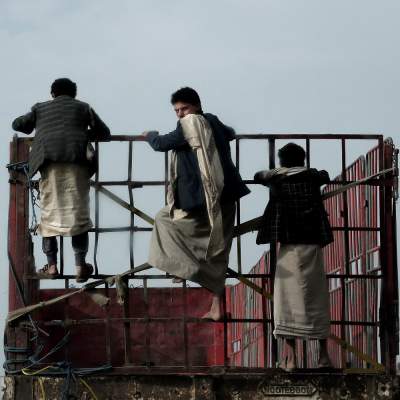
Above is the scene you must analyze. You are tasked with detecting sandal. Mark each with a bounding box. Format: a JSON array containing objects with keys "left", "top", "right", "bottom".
[
  {"left": 76, "top": 263, "right": 94, "bottom": 283},
  {"left": 37, "top": 264, "right": 59, "bottom": 279}
]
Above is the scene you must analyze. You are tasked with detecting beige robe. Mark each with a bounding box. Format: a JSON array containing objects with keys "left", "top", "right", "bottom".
[
  {"left": 38, "top": 163, "right": 93, "bottom": 237},
  {"left": 149, "top": 114, "right": 235, "bottom": 294}
]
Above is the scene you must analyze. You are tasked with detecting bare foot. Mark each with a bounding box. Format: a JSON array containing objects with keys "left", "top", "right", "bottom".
[
  {"left": 278, "top": 356, "right": 297, "bottom": 372},
  {"left": 201, "top": 309, "right": 222, "bottom": 321},
  {"left": 318, "top": 339, "right": 333, "bottom": 368},
  {"left": 318, "top": 355, "right": 333, "bottom": 368},
  {"left": 201, "top": 295, "right": 222, "bottom": 321}
]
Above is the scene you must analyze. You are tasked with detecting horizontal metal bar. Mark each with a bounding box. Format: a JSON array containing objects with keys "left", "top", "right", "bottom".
[
  {"left": 38, "top": 317, "right": 377, "bottom": 326},
  {"left": 235, "top": 134, "right": 382, "bottom": 140},
  {"left": 243, "top": 179, "right": 383, "bottom": 186},
  {"left": 101, "top": 134, "right": 383, "bottom": 142},
  {"left": 91, "top": 178, "right": 385, "bottom": 187},
  {"left": 40, "top": 317, "right": 274, "bottom": 325},
  {"left": 86, "top": 225, "right": 379, "bottom": 233},
  {"left": 107, "top": 365, "right": 375, "bottom": 375},
  {"left": 90, "top": 180, "right": 166, "bottom": 187},
  {"left": 25, "top": 272, "right": 383, "bottom": 281},
  {"left": 89, "top": 227, "right": 152, "bottom": 233}
]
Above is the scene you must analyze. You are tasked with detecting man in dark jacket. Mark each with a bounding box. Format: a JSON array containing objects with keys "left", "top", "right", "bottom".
[
  {"left": 254, "top": 143, "right": 333, "bottom": 371},
  {"left": 143, "top": 87, "right": 250, "bottom": 320},
  {"left": 12, "top": 78, "right": 110, "bottom": 282}
]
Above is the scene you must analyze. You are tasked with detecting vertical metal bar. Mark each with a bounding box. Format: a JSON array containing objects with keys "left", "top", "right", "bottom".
[
  {"left": 304, "top": 138, "right": 311, "bottom": 367},
  {"left": 104, "top": 281, "right": 112, "bottom": 365},
  {"left": 143, "top": 278, "right": 151, "bottom": 367},
  {"left": 124, "top": 142, "right": 134, "bottom": 365},
  {"left": 182, "top": 281, "right": 189, "bottom": 368},
  {"left": 223, "top": 290, "right": 229, "bottom": 368},
  {"left": 60, "top": 236, "right": 68, "bottom": 288},
  {"left": 93, "top": 142, "right": 100, "bottom": 275},
  {"left": 268, "top": 138, "right": 278, "bottom": 366},
  {"left": 378, "top": 137, "right": 396, "bottom": 372},
  {"left": 128, "top": 142, "right": 134, "bottom": 269},
  {"left": 7, "top": 137, "right": 33, "bottom": 368},
  {"left": 341, "top": 138, "right": 350, "bottom": 368},
  {"left": 164, "top": 152, "right": 169, "bottom": 206},
  {"left": 235, "top": 139, "right": 242, "bottom": 274},
  {"left": 261, "top": 276, "right": 268, "bottom": 367}
]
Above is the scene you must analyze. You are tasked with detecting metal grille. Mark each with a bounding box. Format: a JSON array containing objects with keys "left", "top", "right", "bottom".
[{"left": 7, "top": 133, "right": 399, "bottom": 374}]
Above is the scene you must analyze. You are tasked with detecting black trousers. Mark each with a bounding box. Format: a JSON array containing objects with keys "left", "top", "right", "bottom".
[{"left": 42, "top": 232, "right": 89, "bottom": 266}]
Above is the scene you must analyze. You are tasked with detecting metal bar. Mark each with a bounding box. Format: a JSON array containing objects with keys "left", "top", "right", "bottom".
[
  {"left": 17, "top": 133, "right": 384, "bottom": 145},
  {"left": 183, "top": 280, "right": 189, "bottom": 368},
  {"left": 104, "top": 281, "right": 112, "bottom": 365},
  {"left": 91, "top": 178, "right": 385, "bottom": 187},
  {"left": 261, "top": 276, "right": 268, "bottom": 367},
  {"left": 235, "top": 134, "right": 383, "bottom": 140},
  {"left": 103, "top": 134, "right": 384, "bottom": 141},
  {"left": 223, "top": 291, "right": 229, "bottom": 368},
  {"left": 268, "top": 138, "right": 278, "bottom": 366},
  {"left": 39, "top": 317, "right": 377, "bottom": 326},
  {"left": 340, "top": 138, "right": 350, "bottom": 369},
  {"left": 236, "top": 138, "right": 242, "bottom": 274},
  {"left": 89, "top": 227, "right": 153, "bottom": 233},
  {"left": 25, "top": 271, "right": 385, "bottom": 281},
  {"left": 94, "top": 184, "right": 154, "bottom": 225},
  {"left": 93, "top": 142, "right": 100, "bottom": 275},
  {"left": 128, "top": 142, "right": 134, "bottom": 269},
  {"left": 164, "top": 152, "right": 169, "bottom": 206},
  {"left": 60, "top": 236, "right": 64, "bottom": 281},
  {"left": 378, "top": 137, "right": 394, "bottom": 372},
  {"left": 143, "top": 278, "right": 151, "bottom": 367},
  {"left": 90, "top": 180, "right": 165, "bottom": 187}
]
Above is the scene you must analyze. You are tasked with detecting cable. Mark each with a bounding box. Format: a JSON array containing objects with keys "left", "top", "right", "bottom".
[
  {"left": 22, "top": 365, "right": 53, "bottom": 376},
  {"left": 38, "top": 377, "right": 46, "bottom": 400},
  {"left": 79, "top": 378, "right": 98, "bottom": 400}
]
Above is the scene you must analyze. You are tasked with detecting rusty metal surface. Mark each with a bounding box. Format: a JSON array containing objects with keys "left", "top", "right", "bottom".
[{"left": 3, "top": 373, "right": 400, "bottom": 399}]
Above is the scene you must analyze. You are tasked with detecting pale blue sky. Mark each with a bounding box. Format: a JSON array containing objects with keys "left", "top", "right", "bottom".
[{"left": 1, "top": 0, "right": 399, "bottom": 372}]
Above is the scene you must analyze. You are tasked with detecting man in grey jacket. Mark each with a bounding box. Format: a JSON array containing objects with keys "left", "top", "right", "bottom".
[{"left": 12, "top": 78, "right": 110, "bottom": 282}]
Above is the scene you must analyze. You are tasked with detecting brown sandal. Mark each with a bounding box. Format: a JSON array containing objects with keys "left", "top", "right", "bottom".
[
  {"left": 76, "top": 263, "right": 94, "bottom": 283},
  {"left": 37, "top": 264, "right": 59, "bottom": 279}
]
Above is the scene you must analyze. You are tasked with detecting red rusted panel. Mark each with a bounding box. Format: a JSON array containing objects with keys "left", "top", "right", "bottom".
[{"left": 35, "top": 288, "right": 224, "bottom": 368}]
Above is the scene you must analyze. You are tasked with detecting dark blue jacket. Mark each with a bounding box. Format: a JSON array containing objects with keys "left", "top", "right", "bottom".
[{"left": 147, "top": 113, "right": 250, "bottom": 211}]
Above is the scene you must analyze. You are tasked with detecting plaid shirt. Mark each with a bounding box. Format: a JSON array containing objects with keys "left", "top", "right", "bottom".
[{"left": 256, "top": 169, "right": 333, "bottom": 247}]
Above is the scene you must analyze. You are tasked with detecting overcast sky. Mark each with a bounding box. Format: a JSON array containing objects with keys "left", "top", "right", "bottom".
[{"left": 1, "top": 0, "right": 399, "bottom": 372}]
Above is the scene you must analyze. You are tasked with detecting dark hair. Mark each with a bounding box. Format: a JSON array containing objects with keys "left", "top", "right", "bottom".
[
  {"left": 51, "top": 78, "right": 77, "bottom": 98},
  {"left": 278, "top": 143, "right": 306, "bottom": 168},
  {"left": 171, "top": 87, "right": 202, "bottom": 110}
]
